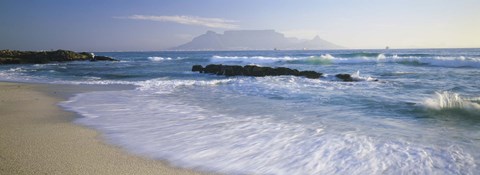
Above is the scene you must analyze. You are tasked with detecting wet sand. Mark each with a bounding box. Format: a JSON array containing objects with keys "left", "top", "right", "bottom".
[{"left": 0, "top": 82, "right": 209, "bottom": 175}]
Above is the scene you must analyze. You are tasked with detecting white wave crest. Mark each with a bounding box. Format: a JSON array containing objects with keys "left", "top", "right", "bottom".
[
  {"left": 320, "top": 55, "right": 480, "bottom": 67},
  {"left": 148, "top": 56, "right": 172, "bottom": 61},
  {"left": 321, "top": 54, "right": 335, "bottom": 59},
  {"left": 210, "top": 54, "right": 480, "bottom": 68},
  {"left": 351, "top": 70, "right": 378, "bottom": 81},
  {"left": 148, "top": 56, "right": 183, "bottom": 61},
  {"left": 418, "top": 56, "right": 480, "bottom": 68},
  {"left": 423, "top": 91, "right": 480, "bottom": 111},
  {"left": 211, "top": 55, "right": 300, "bottom": 64},
  {"left": 135, "top": 78, "right": 236, "bottom": 93},
  {"left": 377, "top": 53, "right": 386, "bottom": 60},
  {"left": 8, "top": 67, "right": 27, "bottom": 72}
]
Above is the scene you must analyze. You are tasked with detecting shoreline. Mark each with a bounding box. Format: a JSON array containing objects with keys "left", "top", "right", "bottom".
[{"left": 0, "top": 81, "right": 210, "bottom": 175}]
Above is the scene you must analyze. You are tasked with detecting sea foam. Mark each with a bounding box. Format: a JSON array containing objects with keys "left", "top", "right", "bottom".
[{"left": 59, "top": 78, "right": 478, "bottom": 175}]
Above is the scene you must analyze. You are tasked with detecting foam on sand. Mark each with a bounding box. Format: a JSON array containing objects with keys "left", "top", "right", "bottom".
[
  {"left": 60, "top": 78, "right": 478, "bottom": 174},
  {"left": 0, "top": 82, "right": 204, "bottom": 175}
]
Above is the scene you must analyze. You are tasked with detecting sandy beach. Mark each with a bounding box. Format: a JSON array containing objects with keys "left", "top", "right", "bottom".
[{"left": 0, "top": 82, "right": 208, "bottom": 175}]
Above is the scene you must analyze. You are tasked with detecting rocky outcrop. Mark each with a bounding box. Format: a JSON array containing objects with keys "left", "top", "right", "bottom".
[
  {"left": 0, "top": 50, "right": 117, "bottom": 64},
  {"left": 91, "top": 55, "right": 117, "bottom": 61},
  {"left": 192, "top": 64, "right": 322, "bottom": 79},
  {"left": 335, "top": 74, "right": 354, "bottom": 82},
  {"left": 192, "top": 64, "right": 375, "bottom": 82},
  {"left": 299, "top": 71, "right": 323, "bottom": 79}
]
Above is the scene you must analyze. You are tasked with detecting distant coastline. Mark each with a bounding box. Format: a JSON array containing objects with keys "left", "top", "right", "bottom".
[
  {"left": 169, "top": 30, "right": 343, "bottom": 51},
  {"left": 88, "top": 47, "right": 480, "bottom": 53},
  {"left": 0, "top": 49, "right": 116, "bottom": 64}
]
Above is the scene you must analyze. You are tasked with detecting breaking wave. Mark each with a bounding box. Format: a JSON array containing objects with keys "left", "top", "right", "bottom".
[
  {"left": 148, "top": 56, "right": 183, "bottom": 61},
  {"left": 210, "top": 54, "right": 480, "bottom": 68},
  {"left": 423, "top": 91, "right": 480, "bottom": 113},
  {"left": 135, "top": 78, "right": 236, "bottom": 94},
  {"left": 211, "top": 55, "right": 299, "bottom": 64}
]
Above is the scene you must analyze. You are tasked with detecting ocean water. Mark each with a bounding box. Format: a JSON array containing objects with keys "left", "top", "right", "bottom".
[{"left": 1, "top": 49, "right": 480, "bottom": 174}]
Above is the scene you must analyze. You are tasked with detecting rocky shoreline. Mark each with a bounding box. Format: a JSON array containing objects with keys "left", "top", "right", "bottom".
[
  {"left": 192, "top": 64, "right": 369, "bottom": 82},
  {"left": 0, "top": 50, "right": 116, "bottom": 64}
]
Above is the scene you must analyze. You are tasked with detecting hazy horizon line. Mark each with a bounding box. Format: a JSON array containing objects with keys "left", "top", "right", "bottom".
[
  {"left": 3, "top": 47, "right": 480, "bottom": 53},
  {"left": 77, "top": 47, "right": 480, "bottom": 53}
]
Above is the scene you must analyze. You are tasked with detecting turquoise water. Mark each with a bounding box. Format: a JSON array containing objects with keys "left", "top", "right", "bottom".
[{"left": 1, "top": 49, "right": 480, "bottom": 174}]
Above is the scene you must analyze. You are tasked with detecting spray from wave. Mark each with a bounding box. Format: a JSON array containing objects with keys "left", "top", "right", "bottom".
[
  {"left": 423, "top": 91, "right": 480, "bottom": 112},
  {"left": 350, "top": 70, "right": 377, "bottom": 81}
]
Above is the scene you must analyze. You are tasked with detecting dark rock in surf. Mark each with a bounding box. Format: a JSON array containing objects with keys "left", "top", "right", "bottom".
[
  {"left": 192, "top": 65, "right": 204, "bottom": 72},
  {"left": 335, "top": 74, "right": 354, "bottom": 82},
  {"left": 204, "top": 64, "right": 223, "bottom": 75},
  {"left": 193, "top": 64, "right": 323, "bottom": 79},
  {"left": 274, "top": 67, "right": 300, "bottom": 76},
  {"left": 192, "top": 64, "right": 373, "bottom": 82},
  {"left": 90, "top": 55, "right": 117, "bottom": 61},
  {"left": 299, "top": 71, "right": 322, "bottom": 79},
  {"left": 222, "top": 65, "right": 244, "bottom": 76}
]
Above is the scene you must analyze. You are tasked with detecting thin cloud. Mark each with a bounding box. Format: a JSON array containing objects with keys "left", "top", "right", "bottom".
[{"left": 118, "top": 15, "right": 239, "bottom": 29}]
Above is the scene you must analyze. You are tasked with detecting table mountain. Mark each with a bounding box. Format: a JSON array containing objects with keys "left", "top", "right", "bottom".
[{"left": 170, "top": 30, "right": 342, "bottom": 51}]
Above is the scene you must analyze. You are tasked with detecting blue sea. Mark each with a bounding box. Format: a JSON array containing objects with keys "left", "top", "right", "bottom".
[{"left": 1, "top": 49, "right": 480, "bottom": 174}]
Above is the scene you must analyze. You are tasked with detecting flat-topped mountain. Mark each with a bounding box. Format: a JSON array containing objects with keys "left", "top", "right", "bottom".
[{"left": 170, "top": 30, "right": 342, "bottom": 51}]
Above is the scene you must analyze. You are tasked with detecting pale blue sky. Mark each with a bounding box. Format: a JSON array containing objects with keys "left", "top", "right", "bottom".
[{"left": 1, "top": 0, "right": 479, "bottom": 51}]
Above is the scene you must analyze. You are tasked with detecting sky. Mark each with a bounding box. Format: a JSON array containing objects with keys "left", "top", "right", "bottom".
[{"left": 1, "top": 0, "right": 479, "bottom": 51}]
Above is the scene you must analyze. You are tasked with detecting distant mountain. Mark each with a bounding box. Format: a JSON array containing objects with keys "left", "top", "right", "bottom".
[
  {"left": 296, "top": 36, "right": 341, "bottom": 50},
  {"left": 170, "top": 30, "right": 342, "bottom": 51}
]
